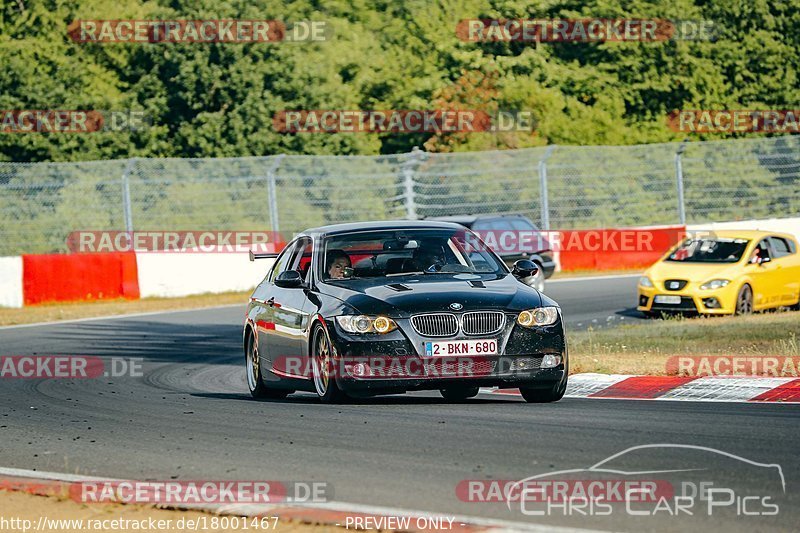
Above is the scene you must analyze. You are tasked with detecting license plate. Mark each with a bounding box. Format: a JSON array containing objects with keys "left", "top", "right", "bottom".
[
  {"left": 424, "top": 339, "right": 498, "bottom": 357},
  {"left": 654, "top": 295, "right": 682, "bottom": 305}
]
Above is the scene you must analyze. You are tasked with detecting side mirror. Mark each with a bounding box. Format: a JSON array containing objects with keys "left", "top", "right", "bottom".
[
  {"left": 512, "top": 259, "right": 539, "bottom": 280},
  {"left": 275, "top": 270, "right": 303, "bottom": 288}
]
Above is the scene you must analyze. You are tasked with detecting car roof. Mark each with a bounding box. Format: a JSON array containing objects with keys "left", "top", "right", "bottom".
[
  {"left": 705, "top": 229, "right": 797, "bottom": 241},
  {"left": 301, "top": 219, "right": 467, "bottom": 236}
]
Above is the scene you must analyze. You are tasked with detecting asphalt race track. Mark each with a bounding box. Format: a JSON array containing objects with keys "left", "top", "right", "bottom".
[
  {"left": 547, "top": 274, "right": 644, "bottom": 329},
  {"left": 1, "top": 275, "right": 798, "bottom": 531}
]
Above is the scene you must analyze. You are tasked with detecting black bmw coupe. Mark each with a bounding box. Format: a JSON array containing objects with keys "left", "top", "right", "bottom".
[{"left": 244, "top": 221, "right": 568, "bottom": 403}]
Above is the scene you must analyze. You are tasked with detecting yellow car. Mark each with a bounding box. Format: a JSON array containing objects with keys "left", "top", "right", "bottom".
[{"left": 638, "top": 230, "right": 800, "bottom": 316}]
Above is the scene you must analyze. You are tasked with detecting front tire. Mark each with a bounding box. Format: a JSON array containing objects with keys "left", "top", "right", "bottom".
[
  {"left": 439, "top": 386, "right": 480, "bottom": 401},
  {"left": 311, "top": 324, "right": 348, "bottom": 404},
  {"left": 246, "top": 332, "right": 289, "bottom": 399},
  {"left": 790, "top": 290, "right": 800, "bottom": 311},
  {"left": 735, "top": 284, "right": 753, "bottom": 315},
  {"left": 519, "top": 377, "right": 567, "bottom": 403}
]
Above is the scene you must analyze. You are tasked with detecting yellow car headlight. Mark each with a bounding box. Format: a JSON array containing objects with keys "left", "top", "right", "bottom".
[
  {"left": 336, "top": 315, "right": 397, "bottom": 334},
  {"left": 700, "top": 279, "right": 730, "bottom": 290},
  {"left": 517, "top": 307, "right": 559, "bottom": 327},
  {"left": 639, "top": 276, "right": 654, "bottom": 288}
]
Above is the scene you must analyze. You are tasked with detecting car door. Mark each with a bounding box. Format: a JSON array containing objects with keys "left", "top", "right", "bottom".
[
  {"left": 263, "top": 237, "right": 313, "bottom": 374},
  {"left": 745, "top": 238, "right": 780, "bottom": 309},
  {"left": 251, "top": 239, "right": 298, "bottom": 374},
  {"left": 251, "top": 239, "right": 306, "bottom": 376},
  {"left": 768, "top": 236, "right": 800, "bottom": 306}
]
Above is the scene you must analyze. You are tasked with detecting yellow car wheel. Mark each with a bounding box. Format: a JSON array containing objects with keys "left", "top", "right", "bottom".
[{"left": 735, "top": 284, "right": 753, "bottom": 315}]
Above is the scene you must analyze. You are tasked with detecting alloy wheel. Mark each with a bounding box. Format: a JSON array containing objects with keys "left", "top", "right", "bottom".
[{"left": 736, "top": 285, "right": 753, "bottom": 315}]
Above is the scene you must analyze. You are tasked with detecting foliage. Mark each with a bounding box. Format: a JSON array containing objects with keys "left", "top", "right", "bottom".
[{"left": 1, "top": 0, "right": 798, "bottom": 161}]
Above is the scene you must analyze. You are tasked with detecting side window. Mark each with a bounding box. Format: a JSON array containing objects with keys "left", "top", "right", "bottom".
[
  {"left": 268, "top": 240, "right": 300, "bottom": 282},
  {"left": 769, "top": 236, "right": 793, "bottom": 258},
  {"left": 293, "top": 238, "right": 314, "bottom": 281},
  {"left": 510, "top": 218, "right": 537, "bottom": 231},
  {"left": 749, "top": 238, "right": 771, "bottom": 263},
  {"left": 473, "top": 218, "right": 514, "bottom": 231}
]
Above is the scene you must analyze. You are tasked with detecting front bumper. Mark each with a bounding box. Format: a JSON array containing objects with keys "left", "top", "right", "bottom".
[
  {"left": 325, "top": 314, "right": 567, "bottom": 393},
  {"left": 637, "top": 283, "right": 738, "bottom": 315}
]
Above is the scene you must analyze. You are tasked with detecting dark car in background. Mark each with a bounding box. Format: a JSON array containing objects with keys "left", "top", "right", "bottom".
[
  {"left": 427, "top": 214, "right": 556, "bottom": 291},
  {"left": 245, "top": 220, "right": 568, "bottom": 404}
]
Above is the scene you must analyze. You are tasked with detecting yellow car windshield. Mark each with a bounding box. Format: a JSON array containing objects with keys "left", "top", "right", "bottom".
[{"left": 666, "top": 238, "right": 749, "bottom": 263}]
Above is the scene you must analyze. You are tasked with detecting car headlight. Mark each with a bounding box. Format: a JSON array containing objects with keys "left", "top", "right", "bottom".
[
  {"left": 335, "top": 315, "right": 398, "bottom": 334},
  {"left": 517, "top": 307, "right": 559, "bottom": 327},
  {"left": 700, "top": 279, "right": 730, "bottom": 290},
  {"left": 639, "top": 276, "right": 654, "bottom": 288}
]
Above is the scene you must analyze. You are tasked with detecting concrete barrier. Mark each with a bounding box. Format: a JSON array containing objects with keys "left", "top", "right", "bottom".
[
  {"left": 136, "top": 252, "right": 275, "bottom": 298},
  {"left": 22, "top": 252, "right": 139, "bottom": 306},
  {"left": 688, "top": 217, "right": 800, "bottom": 240},
  {"left": 557, "top": 225, "right": 686, "bottom": 272},
  {"left": 0, "top": 256, "right": 24, "bottom": 308},
  {"left": 8, "top": 217, "right": 798, "bottom": 307}
]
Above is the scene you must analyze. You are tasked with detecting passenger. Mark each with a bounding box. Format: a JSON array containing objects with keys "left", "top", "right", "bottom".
[
  {"left": 326, "top": 249, "right": 352, "bottom": 279},
  {"left": 410, "top": 243, "right": 446, "bottom": 272}
]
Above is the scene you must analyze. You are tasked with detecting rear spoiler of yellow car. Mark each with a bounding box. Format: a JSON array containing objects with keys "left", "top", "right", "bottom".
[{"left": 249, "top": 250, "right": 279, "bottom": 261}]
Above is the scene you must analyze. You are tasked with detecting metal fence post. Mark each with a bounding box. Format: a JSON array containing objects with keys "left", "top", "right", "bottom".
[
  {"left": 538, "top": 145, "right": 556, "bottom": 230},
  {"left": 402, "top": 146, "right": 422, "bottom": 220},
  {"left": 121, "top": 158, "right": 136, "bottom": 232},
  {"left": 267, "top": 154, "right": 285, "bottom": 232},
  {"left": 675, "top": 142, "right": 687, "bottom": 225}
]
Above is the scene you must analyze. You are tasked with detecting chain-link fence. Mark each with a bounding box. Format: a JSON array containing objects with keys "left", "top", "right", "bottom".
[{"left": 1, "top": 136, "right": 798, "bottom": 256}]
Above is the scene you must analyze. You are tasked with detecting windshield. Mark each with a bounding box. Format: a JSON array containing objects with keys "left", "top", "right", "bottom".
[
  {"left": 321, "top": 229, "right": 506, "bottom": 280},
  {"left": 665, "top": 238, "right": 750, "bottom": 263}
]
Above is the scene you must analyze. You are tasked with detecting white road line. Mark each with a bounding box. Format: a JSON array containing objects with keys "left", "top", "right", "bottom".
[
  {"left": 547, "top": 273, "right": 641, "bottom": 284},
  {"left": 0, "top": 466, "right": 605, "bottom": 533},
  {"left": 0, "top": 304, "right": 245, "bottom": 331}
]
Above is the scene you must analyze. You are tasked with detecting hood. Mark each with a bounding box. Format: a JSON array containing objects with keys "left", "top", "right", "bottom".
[
  {"left": 320, "top": 273, "right": 544, "bottom": 317},
  {"left": 646, "top": 260, "right": 742, "bottom": 284}
]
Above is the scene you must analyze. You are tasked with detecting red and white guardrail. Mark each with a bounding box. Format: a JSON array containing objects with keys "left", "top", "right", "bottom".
[{"left": 1, "top": 218, "right": 799, "bottom": 308}]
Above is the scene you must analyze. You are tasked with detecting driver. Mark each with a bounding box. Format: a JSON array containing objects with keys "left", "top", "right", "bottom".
[{"left": 326, "top": 249, "right": 352, "bottom": 279}]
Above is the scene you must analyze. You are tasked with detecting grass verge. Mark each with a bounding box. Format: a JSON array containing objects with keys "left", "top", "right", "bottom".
[
  {"left": 0, "top": 490, "right": 338, "bottom": 533},
  {"left": 0, "top": 292, "right": 249, "bottom": 326},
  {"left": 568, "top": 310, "right": 800, "bottom": 375},
  {"left": 550, "top": 268, "right": 642, "bottom": 279}
]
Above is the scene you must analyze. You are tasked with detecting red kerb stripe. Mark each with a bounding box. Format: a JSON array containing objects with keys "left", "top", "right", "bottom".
[
  {"left": 749, "top": 379, "right": 800, "bottom": 402},
  {"left": 589, "top": 376, "right": 698, "bottom": 399}
]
